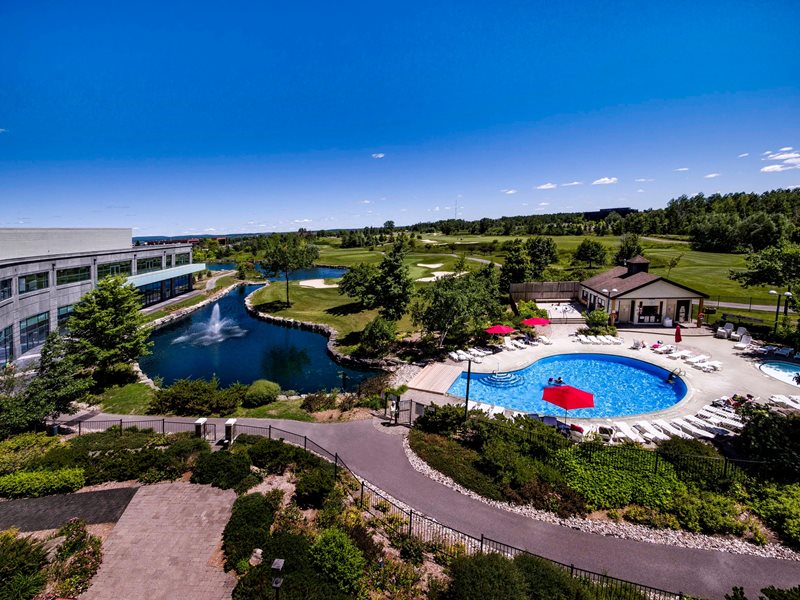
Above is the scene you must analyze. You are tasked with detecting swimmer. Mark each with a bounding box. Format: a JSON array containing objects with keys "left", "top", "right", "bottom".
[
  {"left": 556, "top": 376, "right": 564, "bottom": 385},
  {"left": 548, "top": 377, "right": 554, "bottom": 384}
]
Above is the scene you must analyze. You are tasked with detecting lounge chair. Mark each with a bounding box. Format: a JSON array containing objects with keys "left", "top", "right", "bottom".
[
  {"left": 715, "top": 323, "right": 734, "bottom": 339},
  {"left": 614, "top": 421, "right": 645, "bottom": 443},
  {"left": 635, "top": 421, "right": 669, "bottom": 442},
  {"left": 684, "top": 414, "right": 732, "bottom": 436},
  {"left": 700, "top": 360, "right": 723, "bottom": 372},
  {"left": 654, "top": 344, "right": 675, "bottom": 354},
  {"left": 685, "top": 354, "right": 709, "bottom": 365},
  {"left": 668, "top": 350, "right": 693, "bottom": 360},
  {"left": 733, "top": 335, "right": 752, "bottom": 350},
  {"left": 770, "top": 395, "right": 800, "bottom": 410},
  {"left": 597, "top": 425, "right": 616, "bottom": 443},
  {"left": 601, "top": 335, "right": 618, "bottom": 345},
  {"left": 568, "top": 423, "right": 586, "bottom": 443},
  {"left": 457, "top": 350, "right": 479, "bottom": 362},
  {"left": 774, "top": 347, "right": 794, "bottom": 358},
  {"left": 468, "top": 348, "right": 484, "bottom": 358},
  {"left": 670, "top": 417, "right": 714, "bottom": 439},
  {"left": 608, "top": 336, "right": 623, "bottom": 345},
  {"left": 752, "top": 345, "right": 778, "bottom": 354},
  {"left": 587, "top": 335, "right": 603, "bottom": 345},
  {"left": 503, "top": 336, "right": 518, "bottom": 351},
  {"left": 511, "top": 339, "right": 528, "bottom": 350},
  {"left": 538, "top": 335, "right": 553, "bottom": 345},
  {"left": 652, "top": 419, "right": 691, "bottom": 439},
  {"left": 577, "top": 334, "right": 590, "bottom": 344},
  {"left": 697, "top": 410, "right": 741, "bottom": 431},
  {"left": 703, "top": 405, "right": 743, "bottom": 424},
  {"left": 447, "top": 351, "right": 461, "bottom": 362},
  {"left": 542, "top": 416, "right": 558, "bottom": 428},
  {"left": 730, "top": 327, "right": 748, "bottom": 342}
]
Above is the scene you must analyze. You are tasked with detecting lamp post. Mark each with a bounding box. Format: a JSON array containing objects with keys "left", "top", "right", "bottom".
[
  {"left": 463, "top": 358, "right": 472, "bottom": 422},
  {"left": 601, "top": 288, "right": 618, "bottom": 324},
  {"left": 768, "top": 290, "right": 793, "bottom": 334},
  {"left": 271, "top": 558, "right": 284, "bottom": 600}
]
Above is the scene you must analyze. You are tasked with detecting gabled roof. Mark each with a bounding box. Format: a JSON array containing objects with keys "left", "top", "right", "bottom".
[
  {"left": 626, "top": 255, "right": 649, "bottom": 264},
  {"left": 581, "top": 268, "right": 707, "bottom": 298}
]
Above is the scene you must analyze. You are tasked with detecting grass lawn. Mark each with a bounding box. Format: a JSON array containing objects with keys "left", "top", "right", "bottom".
[
  {"left": 94, "top": 383, "right": 155, "bottom": 414},
  {"left": 234, "top": 398, "right": 314, "bottom": 421}
]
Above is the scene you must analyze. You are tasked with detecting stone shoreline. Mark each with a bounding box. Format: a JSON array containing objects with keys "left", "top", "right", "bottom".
[{"left": 401, "top": 435, "right": 800, "bottom": 561}]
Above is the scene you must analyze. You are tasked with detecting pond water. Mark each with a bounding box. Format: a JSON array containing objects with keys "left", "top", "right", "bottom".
[
  {"left": 139, "top": 284, "right": 372, "bottom": 392},
  {"left": 206, "top": 263, "right": 347, "bottom": 281}
]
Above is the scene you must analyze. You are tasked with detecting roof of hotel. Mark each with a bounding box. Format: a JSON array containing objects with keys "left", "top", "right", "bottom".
[{"left": 581, "top": 265, "right": 707, "bottom": 298}]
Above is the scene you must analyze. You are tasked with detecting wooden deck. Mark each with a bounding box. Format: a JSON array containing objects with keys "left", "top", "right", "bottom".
[{"left": 406, "top": 363, "right": 463, "bottom": 394}]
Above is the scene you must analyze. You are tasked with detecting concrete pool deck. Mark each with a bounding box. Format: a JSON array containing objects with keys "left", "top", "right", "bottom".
[{"left": 405, "top": 323, "right": 800, "bottom": 425}]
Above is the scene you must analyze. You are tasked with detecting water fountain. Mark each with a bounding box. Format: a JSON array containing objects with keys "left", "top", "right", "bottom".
[{"left": 172, "top": 304, "right": 247, "bottom": 346}]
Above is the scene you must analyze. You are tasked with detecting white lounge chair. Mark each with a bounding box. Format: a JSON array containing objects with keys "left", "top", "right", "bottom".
[
  {"left": 511, "top": 339, "right": 528, "bottom": 350},
  {"left": 733, "top": 335, "right": 752, "bottom": 350},
  {"left": 715, "top": 323, "right": 734, "bottom": 339},
  {"left": 770, "top": 395, "right": 800, "bottom": 410},
  {"left": 448, "top": 351, "right": 461, "bottom": 362},
  {"left": 685, "top": 354, "right": 709, "bottom": 365},
  {"left": 538, "top": 335, "right": 553, "bottom": 345},
  {"left": 670, "top": 417, "right": 714, "bottom": 439},
  {"left": 652, "top": 419, "right": 691, "bottom": 439},
  {"left": 668, "top": 350, "right": 693, "bottom": 360},
  {"left": 587, "top": 335, "right": 603, "bottom": 345},
  {"left": 654, "top": 344, "right": 675, "bottom": 354},
  {"left": 700, "top": 361, "right": 723, "bottom": 372},
  {"left": 684, "top": 415, "right": 732, "bottom": 436},
  {"left": 774, "top": 347, "right": 794, "bottom": 358},
  {"left": 609, "top": 336, "right": 624, "bottom": 345},
  {"left": 635, "top": 421, "right": 669, "bottom": 442},
  {"left": 703, "top": 405, "right": 743, "bottom": 424},
  {"left": 577, "top": 334, "right": 590, "bottom": 344},
  {"left": 503, "top": 336, "right": 518, "bottom": 351},
  {"left": 597, "top": 425, "right": 616, "bottom": 443},
  {"left": 698, "top": 410, "right": 741, "bottom": 431},
  {"left": 457, "top": 350, "right": 478, "bottom": 362},
  {"left": 730, "top": 327, "right": 747, "bottom": 342},
  {"left": 614, "top": 421, "right": 646, "bottom": 443}
]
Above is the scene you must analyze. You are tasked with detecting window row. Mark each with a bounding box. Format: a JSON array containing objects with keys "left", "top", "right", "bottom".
[{"left": 1, "top": 304, "right": 76, "bottom": 363}]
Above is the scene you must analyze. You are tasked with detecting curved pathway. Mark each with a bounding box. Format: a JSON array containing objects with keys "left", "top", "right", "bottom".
[{"left": 59, "top": 411, "right": 800, "bottom": 600}]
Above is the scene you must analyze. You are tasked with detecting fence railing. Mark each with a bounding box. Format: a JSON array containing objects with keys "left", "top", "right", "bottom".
[{"left": 60, "top": 418, "right": 216, "bottom": 441}]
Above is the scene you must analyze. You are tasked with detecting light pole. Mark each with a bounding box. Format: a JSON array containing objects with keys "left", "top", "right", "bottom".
[
  {"left": 601, "top": 288, "right": 618, "bottom": 324},
  {"left": 768, "top": 290, "right": 792, "bottom": 334},
  {"left": 463, "top": 358, "right": 472, "bottom": 422},
  {"left": 271, "top": 558, "right": 284, "bottom": 600}
]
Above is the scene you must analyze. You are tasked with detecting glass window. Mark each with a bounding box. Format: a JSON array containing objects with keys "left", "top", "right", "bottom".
[
  {"left": 165, "top": 255, "right": 173, "bottom": 268},
  {"left": 0, "top": 278, "right": 11, "bottom": 301},
  {"left": 173, "top": 275, "right": 190, "bottom": 295},
  {"left": 138, "top": 282, "right": 163, "bottom": 307},
  {"left": 20, "top": 312, "right": 50, "bottom": 354},
  {"left": 175, "top": 253, "right": 190, "bottom": 266},
  {"left": 97, "top": 260, "right": 132, "bottom": 279},
  {"left": 18, "top": 272, "right": 49, "bottom": 295},
  {"left": 56, "top": 266, "right": 91, "bottom": 286},
  {"left": 0, "top": 325, "right": 12, "bottom": 364},
  {"left": 57, "top": 305, "right": 74, "bottom": 333},
  {"left": 136, "top": 256, "right": 162, "bottom": 274}
]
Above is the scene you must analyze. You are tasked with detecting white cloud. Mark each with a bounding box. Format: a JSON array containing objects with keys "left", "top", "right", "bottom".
[
  {"left": 536, "top": 182, "right": 557, "bottom": 190},
  {"left": 592, "top": 177, "right": 618, "bottom": 185},
  {"left": 704, "top": 173, "right": 721, "bottom": 178},
  {"left": 500, "top": 189, "right": 518, "bottom": 194},
  {"left": 738, "top": 153, "right": 749, "bottom": 158},
  {"left": 637, "top": 189, "right": 645, "bottom": 193},
  {"left": 634, "top": 178, "right": 654, "bottom": 183},
  {"left": 521, "top": 202, "right": 528, "bottom": 206},
  {"left": 371, "top": 153, "right": 385, "bottom": 159},
  {"left": 293, "top": 218, "right": 312, "bottom": 223},
  {"left": 360, "top": 199, "right": 372, "bottom": 204},
  {"left": 761, "top": 164, "right": 794, "bottom": 173},
  {"left": 673, "top": 167, "right": 689, "bottom": 172},
  {"left": 787, "top": 185, "right": 800, "bottom": 190},
  {"left": 767, "top": 152, "right": 800, "bottom": 161},
  {"left": 562, "top": 181, "right": 582, "bottom": 187},
  {"left": 784, "top": 158, "right": 800, "bottom": 165},
  {"left": 203, "top": 227, "right": 217, "bottom": 232},
  {"left": 433, "top": 206, "right": 440, "bottom": 212},
  {"left": 779, "top": 147, "right": 793, "bottom": 152},
  {"left": 538, "top": 202, "right": 550, "bottom": 206},
  {"left": 762, "top": 150, "right": 772, "bottom": 155}
]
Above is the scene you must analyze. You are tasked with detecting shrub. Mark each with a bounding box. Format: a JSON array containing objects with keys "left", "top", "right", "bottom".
[
  {"left": 243, "top": 380, "right": 281, "bottom": 408},
  {"left": 444, "top": 553, "right": 528, "bottom": 600},
  {"left": 51, "top": 518, "right": 103, "bottom": 598},
  {"left": 0, "top": 468, "right": 84, "bottom": 499},
  {"left": 513, "top": 554, "right": 594, "bottom": 600},
  {"left": 369, "top": 557, "right": 423, "bottom": 598},
  {"left": 147, "top": 377, "right": 245, "bottom": 416},
  {"left": 736, "top": 408, "right": 800, "bottom": 482},
  {"left": 415, "top": 403, "right": 465, "bottom": 438},
  {"left": 294, "top": 465, "right": 335, "bottom": 509},
  {"left": 657, "top": 437, "right": 732, "bottom": 490},
  {"left": 222, "top": 493, "right": 277, "bottom": 571},
  {"left": 191, "top": 451, "right": 252, "bottom": 490},
  {"left": 0, "top": 529, "right": 47, "bottom": 600},
  {"left": 341, "top": 522, "right": 383, "bottom": 564},
  {"left": 233, "top": 474, "right": 262, "bottom": 495},
  {"left": 356, "top": 372, "right": 392, "bottom": 401},
  {"left": 311, "top": 528, "right": 367, "bottom": 597},
  {"left": 94, "top": 361, "right": 137, "bottom": 388},
  {"left": 247, "top": 438, "right": 299, "bottom": 474},
  {"left": 0, "top": 432, "right": 61, "bottom": 476},
  {"left": 749, "top": 483, "right": 800, "bottom": 549},
  {"left": 357, "top": 316, "right": 396, "bottom": 357},
  {"left": 300, "top": 391, "right": 338, "bottom": 412}
]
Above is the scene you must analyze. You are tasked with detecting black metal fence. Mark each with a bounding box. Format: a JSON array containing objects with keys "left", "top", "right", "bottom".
[{"left": 60, "top": 417, "right": 217, "bottom": 441}]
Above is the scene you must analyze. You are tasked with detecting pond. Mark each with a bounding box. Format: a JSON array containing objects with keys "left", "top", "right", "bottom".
[
  {"left": 205, "top": 263, "right": 347, "bottom": 281},
  {"left": 139, "top": 284, "right": 373, "bottom": 392}
]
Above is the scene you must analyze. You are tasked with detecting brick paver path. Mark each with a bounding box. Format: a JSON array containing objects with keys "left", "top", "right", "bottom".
[
  {"left": 83, "top": 481, "right": 236, "bottom": 600},
  {"left": 0, "top": 487, "right": 138, "bottom": 532}
]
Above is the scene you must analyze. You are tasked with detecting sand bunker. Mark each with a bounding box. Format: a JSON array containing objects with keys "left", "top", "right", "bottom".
[
  {"left": 416, "top": 271, "right": 468, "bottom": 282},
  {"left": 417, "top": 263, "right": 444, "bottom": 269},
  {"left": 299, "top": 278, "right": 339, "bottom": 289}
]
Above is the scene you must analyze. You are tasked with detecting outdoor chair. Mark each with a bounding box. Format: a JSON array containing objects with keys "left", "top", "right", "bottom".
[
  {"left": 587, "top": 335, "right": 602, "bottom": 344},
  {"left": 613, "top": 421, "right": 646, "bottom": 444},
  {"left": 733, "top": 335, "right": 752, "bottom": 350},
  {"left": 685, "top": 354, "right": 709, "bottom": 364},
  {"left": 774, "top": 347, "right": 794, "bottom": 358},
  {"left": 511, "top": 339, "right": 528, "bottom": 349},
  {"left": 503, "top": 336, "right": 518, "bottom": 351},
  {"left": 597, "top": 425, "right": 615, "bottom": 443},
  {"left": 700, "top": 360, "right": 723, "bottom": 372},
  {"left": 448, "top": 351, "right": 461, "bottom": 362},
  {"left": 668, "top": 350, "right": 692, "bottom": 360},
  {"left": 635, "top": 421, "right": 669, "bottom": 442},
  {"left": 652, "top": 419, "right": 691, "bottom": 439},
  {"left": 538, "top": 335, "right": 553, "bottom": 345},
  {"left": 577, "top": 334, "right": 590, "bottom": 344},
  {"left": 730, "top": 326, "right": 747, "bottom": 342},
  {"left": 542, "top": 416, "right": 558, "bottom": 428},
  {"left": 670, "top": 417, "right": 714, "bottom": 439}
]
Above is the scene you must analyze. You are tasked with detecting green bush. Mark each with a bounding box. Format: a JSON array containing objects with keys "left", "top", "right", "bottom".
[
  {"left": 222, "top": 493, "right": 277, "bottom": 571},
  {"left": 0, "top": 529, "right": 47, "bottom": 600},
  {"left": 357, "top": 316, "right": 396, "bottom": 357},
  {"left": 311, "top": 528, "right": 366, "bottom": 597},
  {"left": 444, "top": 553, "right": 528, "bottom": 600},
  {"left": 247, "top": 438, "right": 299, "bottom": 474},
  {"left": 749, "top": 483, "right": 800, "bottom": 549},
  {"left": 513, "top": 554, "right": 594, "bottom": 600},
  {"left": 294, "top": 465, "right": 335, "bottom": 509},
  {"left": 341, "top": 522, "right": 383, "bottom": 564},
  {"left": 233, "top": 474, "right": 262, "bottom": 495},
  {"left": 415, "top": 403, "right": 465, "bottom": 438},
  {"left": 0, "top": 432, "right": 61, "bottom": 476},
  {"left": 300, "top": 391, "right": 338, "bottom": 412},
  {"left": 191, "top": 451, "right": 252, "bottom": 490},
  {"left": 51, "top": 518, "right": 103, "bottom": 598},
  {"left": 0, "top": 468, "right": 84, "bottom": 499},
  {"left": 657, "top": 437, "right": 734, "bottom": 490},
  {"left": 147, "top": 377, "right": 246, "bottom": 416},
  {"left": 243, "top": 380, "right": 282, "bottom": 408}
]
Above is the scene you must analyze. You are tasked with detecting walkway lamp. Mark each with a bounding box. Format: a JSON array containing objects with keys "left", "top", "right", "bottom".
[
  {"left": 601, "top": 288, "right": 618, "bottom": 324},
  {"left": 769, "top": 290, "right": 792, "bottom": 334},
  {"left": 464, "top": 358, "right": 472, "bottom": 422},
  {"left": 271, "top": 558, "right": 284, "bottom": 599}
]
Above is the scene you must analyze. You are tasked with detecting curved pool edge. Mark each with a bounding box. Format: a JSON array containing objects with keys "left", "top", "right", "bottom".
[{"left": 758, "top": 360, "right": 800, "bottom": 388}]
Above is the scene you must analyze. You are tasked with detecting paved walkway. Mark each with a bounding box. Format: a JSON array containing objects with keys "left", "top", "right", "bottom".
[
  {"left": 59, "top": 411, "right": 800, "bottom": 600},
  {"left": 83, "top": 482, "right": 236, "bottom": 600},
  {"left": 0, "top": 487, "right": 138, "bottom": 532}
]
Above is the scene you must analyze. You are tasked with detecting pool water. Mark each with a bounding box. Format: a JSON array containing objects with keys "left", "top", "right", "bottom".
[
  {"left": 447, "top": 353, "right": 686, "bottom": 418},
  {"left": 139, "top": 285, "right": 372, "bottom": 392},
  {"left": 759, "top": 361, "right": 800, "bottom": 387}
]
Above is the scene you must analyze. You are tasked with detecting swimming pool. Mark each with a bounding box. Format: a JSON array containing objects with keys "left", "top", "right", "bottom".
[
  {"left": 759, "top": 360, "right": 800, "bottom": 387},
  {"left": 446, "top": 353, "right": 687, "bottom": 418}
]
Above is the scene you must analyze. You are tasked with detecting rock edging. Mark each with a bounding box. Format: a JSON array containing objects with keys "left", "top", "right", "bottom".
[
  {"left": 401, "top": 435, "right": 800, "bottom": 561},
  {"left": 243, "top": 288, "right": 402, "bottom": 371}
]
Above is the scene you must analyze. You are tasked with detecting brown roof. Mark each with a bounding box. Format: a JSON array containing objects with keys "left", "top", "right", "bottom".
[
  {"left": 626, "top": 255, "right": 649, "bottom": 264},
  {"left": 581, "top": 267, "right": 707, "bottom": 298}
]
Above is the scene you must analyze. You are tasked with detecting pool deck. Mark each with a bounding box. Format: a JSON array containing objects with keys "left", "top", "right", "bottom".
[{"left": 404, "top": 323, "right": 800, "bottom": 426}]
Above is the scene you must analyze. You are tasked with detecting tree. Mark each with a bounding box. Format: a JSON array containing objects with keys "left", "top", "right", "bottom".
[
  {"left": 731, "top": 243, "right": 800, "bottom": 290},
  {"left": 68, "top": 276, "right": 151, "bottom": 373},
  {"left": 383, "top": 220, "right": 395, "bottom": 233},
  {"left": 260, "top": 235, "right": 320, "bottom": 305},
  {"left": 358, "top": 316, "right": 396, "bottom": 357},
  {"left": 525, "top": 236, "right": 558, "bottom": 279},
  {"left": 613, "top": 233, "right": 644, "bottom": 266},
  {"left": 337, "top": 263, "right": 379, "bottom": 308},
  {"left": 573, "top": 238, "right": 608, "bottom": 269},
  {"left": 373, "top": 242, "right": 414, "bottom": 321},
  {"left": 666, "top": 253, "right": 683, "bottom": 278},
  {"left": 500, "top": 239, "right": 531, "bottom": 292}
]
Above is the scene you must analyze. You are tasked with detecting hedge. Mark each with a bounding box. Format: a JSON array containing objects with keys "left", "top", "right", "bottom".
[
  {"left": 222, "top": 493, "right": 278, "bottom": 571},
  {"left": 0, "top": 468, "right": 85, "bottom": 499}
]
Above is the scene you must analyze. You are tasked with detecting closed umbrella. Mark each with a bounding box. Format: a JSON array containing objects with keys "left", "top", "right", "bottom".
[
  {"left": 521, "top": 317, "right": 551, "bottom": 326},
  {"left": 675, "top": 325, "right": 682, "bottom": 344},
  {"left": 484, "top": 325, "right": 516, "bottom": 335},
  {"left": 542, "top": 384, "right": 595, "bottom": 425}
]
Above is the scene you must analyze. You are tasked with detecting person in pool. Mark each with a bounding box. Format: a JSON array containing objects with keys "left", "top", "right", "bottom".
[
  {"left": 548, "top": 377, "right": 554, "bottom": 384},
  {"left": 555, "top": 376, "right": 564, "bottom": 385}
]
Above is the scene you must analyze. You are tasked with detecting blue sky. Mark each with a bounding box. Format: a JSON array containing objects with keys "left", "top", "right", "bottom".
[{"left": 1, "top": 0, "right": 799, "bottom": 236}]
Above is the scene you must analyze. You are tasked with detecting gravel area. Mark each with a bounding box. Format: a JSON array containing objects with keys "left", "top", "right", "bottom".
[
  {"left": 390, "top": 363, "right": 424, "bottom": 387},
  {"left": 402, "top": 435, "right": 800, "bottom": 561}
]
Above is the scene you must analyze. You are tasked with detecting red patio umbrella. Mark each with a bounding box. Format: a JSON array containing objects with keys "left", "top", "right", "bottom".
[
  {"left": 674, "top": 325, "right": 682, "bottom": 344},
  {"left": 521, "top": 317, "right": 551, "bottom": 326},
  {"left": 542, "top": 385, "right": 595, "bottom": 412},
  {"left": 484, "top": 325, "right": 516, "bottom": 335}
]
